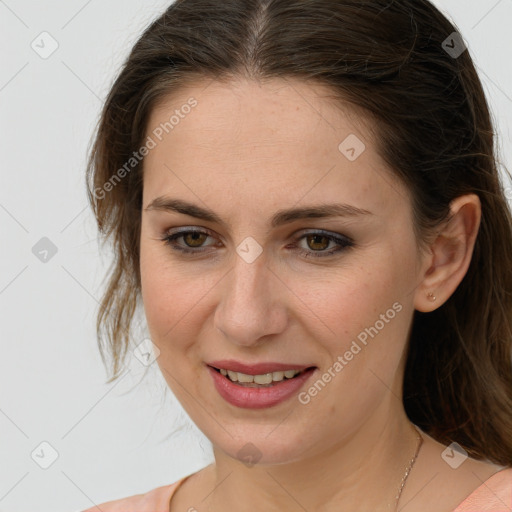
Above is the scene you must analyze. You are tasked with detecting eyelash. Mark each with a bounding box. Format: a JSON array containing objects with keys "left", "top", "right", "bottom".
[{"left": 160, "top": 228, "right": 354, "bottom": 259}]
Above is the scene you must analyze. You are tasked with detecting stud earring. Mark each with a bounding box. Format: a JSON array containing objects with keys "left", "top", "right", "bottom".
[{"left": 427, "top": 292, "right": 436, "bottom": 302}]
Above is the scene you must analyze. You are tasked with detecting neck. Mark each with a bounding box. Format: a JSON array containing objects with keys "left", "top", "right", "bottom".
[{"left": 208, "top": 399, "right": 420, "bottom": 512}]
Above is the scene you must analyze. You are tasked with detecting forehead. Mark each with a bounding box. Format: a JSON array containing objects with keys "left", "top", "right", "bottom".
[
  {"left": 146, "top": 77, "right": 368, "bottom": 152},
  {"left": 142, "top": 77, "right": 409, "bottom": 218}
]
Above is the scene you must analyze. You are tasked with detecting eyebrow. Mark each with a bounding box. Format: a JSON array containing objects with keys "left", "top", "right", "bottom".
[{"left": 144, "top": 197, "right": 373, "bottom": 228}]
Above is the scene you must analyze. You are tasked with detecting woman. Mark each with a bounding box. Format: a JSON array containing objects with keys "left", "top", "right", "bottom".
[{"left": 82, "top": 0, "right": 512, "bottom": 510}]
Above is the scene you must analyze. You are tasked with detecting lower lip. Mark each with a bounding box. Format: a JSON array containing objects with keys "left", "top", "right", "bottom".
[{"left": 207, "top": 365, "right": 316, "bottom": 409}]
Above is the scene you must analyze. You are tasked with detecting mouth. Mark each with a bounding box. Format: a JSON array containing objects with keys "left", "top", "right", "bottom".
[
  {"left": 206, "top": 363, "right": 317, "bottom": 409},
  {"left": 208, "top": 365, "right": 315, "bottom": 387},
  {"left": 205, "top": 359, "right": 318, "bottom": 408}
]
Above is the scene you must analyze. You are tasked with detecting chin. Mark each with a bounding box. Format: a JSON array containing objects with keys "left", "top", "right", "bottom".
[{"left": 210, "top": 424, "right": 316, "bottom": 467}]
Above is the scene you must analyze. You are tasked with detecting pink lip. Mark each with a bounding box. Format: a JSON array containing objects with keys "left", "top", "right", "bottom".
[
  {"left": 207, "top": 364, "right": 317, "bottom": 409},
  {"left": 208, "top": 359, "right": 312, "bottom": 375}
]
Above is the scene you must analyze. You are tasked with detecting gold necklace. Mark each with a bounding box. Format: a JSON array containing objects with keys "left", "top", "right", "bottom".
[
  {"left": 394, "top": 426, "right": 424, "bottom": 511},
  {"left": 169, "top": 428, "right": 425, "bottom": 512}
]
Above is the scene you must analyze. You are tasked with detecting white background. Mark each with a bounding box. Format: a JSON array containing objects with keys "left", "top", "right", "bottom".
[{"left": 1, "top": 1, "right": 511, "bottom": 511}]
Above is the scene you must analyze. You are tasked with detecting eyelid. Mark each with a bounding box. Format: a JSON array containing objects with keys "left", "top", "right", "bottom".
[
  {"left": 161, "top": 226, "right": 354, "bottom": 258},
  {"left": 292, "top": 229, "right": 354, "bottom": 258},
  {"left": 163, "top": 226, "right": 219, "bottom": 251},
  {"left": 162, "top": 226, "right": 351, "bottom": 241},
  {"left": 296, "top": 228, "right": 353, "bottom": 242}
]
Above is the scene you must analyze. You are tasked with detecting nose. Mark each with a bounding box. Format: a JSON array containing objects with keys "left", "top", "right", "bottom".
[{"left": 214, "top": 252, "right": 288, "bottom": 347}]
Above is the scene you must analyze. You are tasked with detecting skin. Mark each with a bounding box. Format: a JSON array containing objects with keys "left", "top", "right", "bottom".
[{"left": 138, "top": 77, "right": 500, "bottom": 512}]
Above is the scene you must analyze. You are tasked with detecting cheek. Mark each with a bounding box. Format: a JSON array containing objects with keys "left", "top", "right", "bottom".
[
  {"left": 300, "top": 248, "right": 415, "bottom": 365},
  {"left": 139, "top": 240, "right": 183, "bottom": 341},
  {"left": 139, "top": 241, "right": 217, "bottom": 350},
  {"left": 293, "top": 261, "right": 413, "bottom": 420},
  {"left": 139, "top": 224, "right": 418, "bottom": 357}
]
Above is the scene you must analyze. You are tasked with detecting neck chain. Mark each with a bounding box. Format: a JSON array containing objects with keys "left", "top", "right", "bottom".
[{"left": 394, "top": 426, "right": 423, "bottom": 511}]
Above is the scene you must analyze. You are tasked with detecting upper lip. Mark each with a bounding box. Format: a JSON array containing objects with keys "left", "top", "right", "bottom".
[{"left": 207, "top": 360, "right": 315, "bottom": 375}]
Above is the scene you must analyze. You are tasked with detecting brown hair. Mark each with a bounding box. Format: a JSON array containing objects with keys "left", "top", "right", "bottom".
[{"left": 86, "top": 0, "right": 512, "bottom": 465}]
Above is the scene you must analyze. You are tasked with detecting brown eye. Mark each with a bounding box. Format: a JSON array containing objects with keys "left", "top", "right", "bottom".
[
  {"left": 161, "top": 228, "right": 217, "bottom": 254},
  {"left": 293, "top": 230, "right": 354, "bottom": 259},
  {"left": 183, "top": 231, "right": 208, "bottom": 248},
  {"left": 305, "top": 234, "right": 330, "bottom": 251}
]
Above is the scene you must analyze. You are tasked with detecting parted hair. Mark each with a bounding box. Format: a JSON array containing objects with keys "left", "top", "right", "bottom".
[{"left": 86, "top": 0, "right": 512, "bottom": 465}]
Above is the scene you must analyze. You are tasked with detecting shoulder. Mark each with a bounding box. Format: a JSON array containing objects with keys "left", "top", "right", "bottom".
[
  {"left": 79, "top": 479, "right": 183, "bottom": 512},
  {"left": 454, "top": 467, "right": 512, "bottom": 511}
]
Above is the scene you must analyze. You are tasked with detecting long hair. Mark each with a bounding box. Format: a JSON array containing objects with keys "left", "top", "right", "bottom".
[{"left": 86, "top": 0, "right": 512, "bottom": 465}]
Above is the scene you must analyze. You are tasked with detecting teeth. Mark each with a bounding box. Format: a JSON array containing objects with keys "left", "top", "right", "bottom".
[
  {"left": 238, "top": 372, "right": 254, "bottom": 383},
  {"left": 272, "top": 371, "right": 284, "bottom": 381},
  {"left": 227, "top": 370, "right": 238, "bottom": 381},
  {"left": 254, "top": 373, "right": 273, "bottom": 385},
  {"left": 219, "top": 368, "right": 303, "bottom": 383}
]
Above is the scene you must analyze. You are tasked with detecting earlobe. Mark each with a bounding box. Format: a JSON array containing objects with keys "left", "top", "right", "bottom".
[
  {"left": 426, "top": 292, "right": 436, "bottom": 303},
  {"left": 414, "top": 194, "right": 481, "bottom": 312}
]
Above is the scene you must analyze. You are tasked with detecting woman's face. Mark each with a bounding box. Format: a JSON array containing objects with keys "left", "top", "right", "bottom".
[{"left": 139, "top": 77, "right": 428, "bottom": 465}]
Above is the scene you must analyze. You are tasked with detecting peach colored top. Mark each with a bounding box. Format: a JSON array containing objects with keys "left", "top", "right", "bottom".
[{"left": 80, "top": 467, "right": 512, "bottom": 512}]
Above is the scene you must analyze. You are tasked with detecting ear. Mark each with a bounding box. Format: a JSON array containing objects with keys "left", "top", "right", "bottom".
[{"left": 414, "top": 194, "right": 481, "bottom": 312}]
